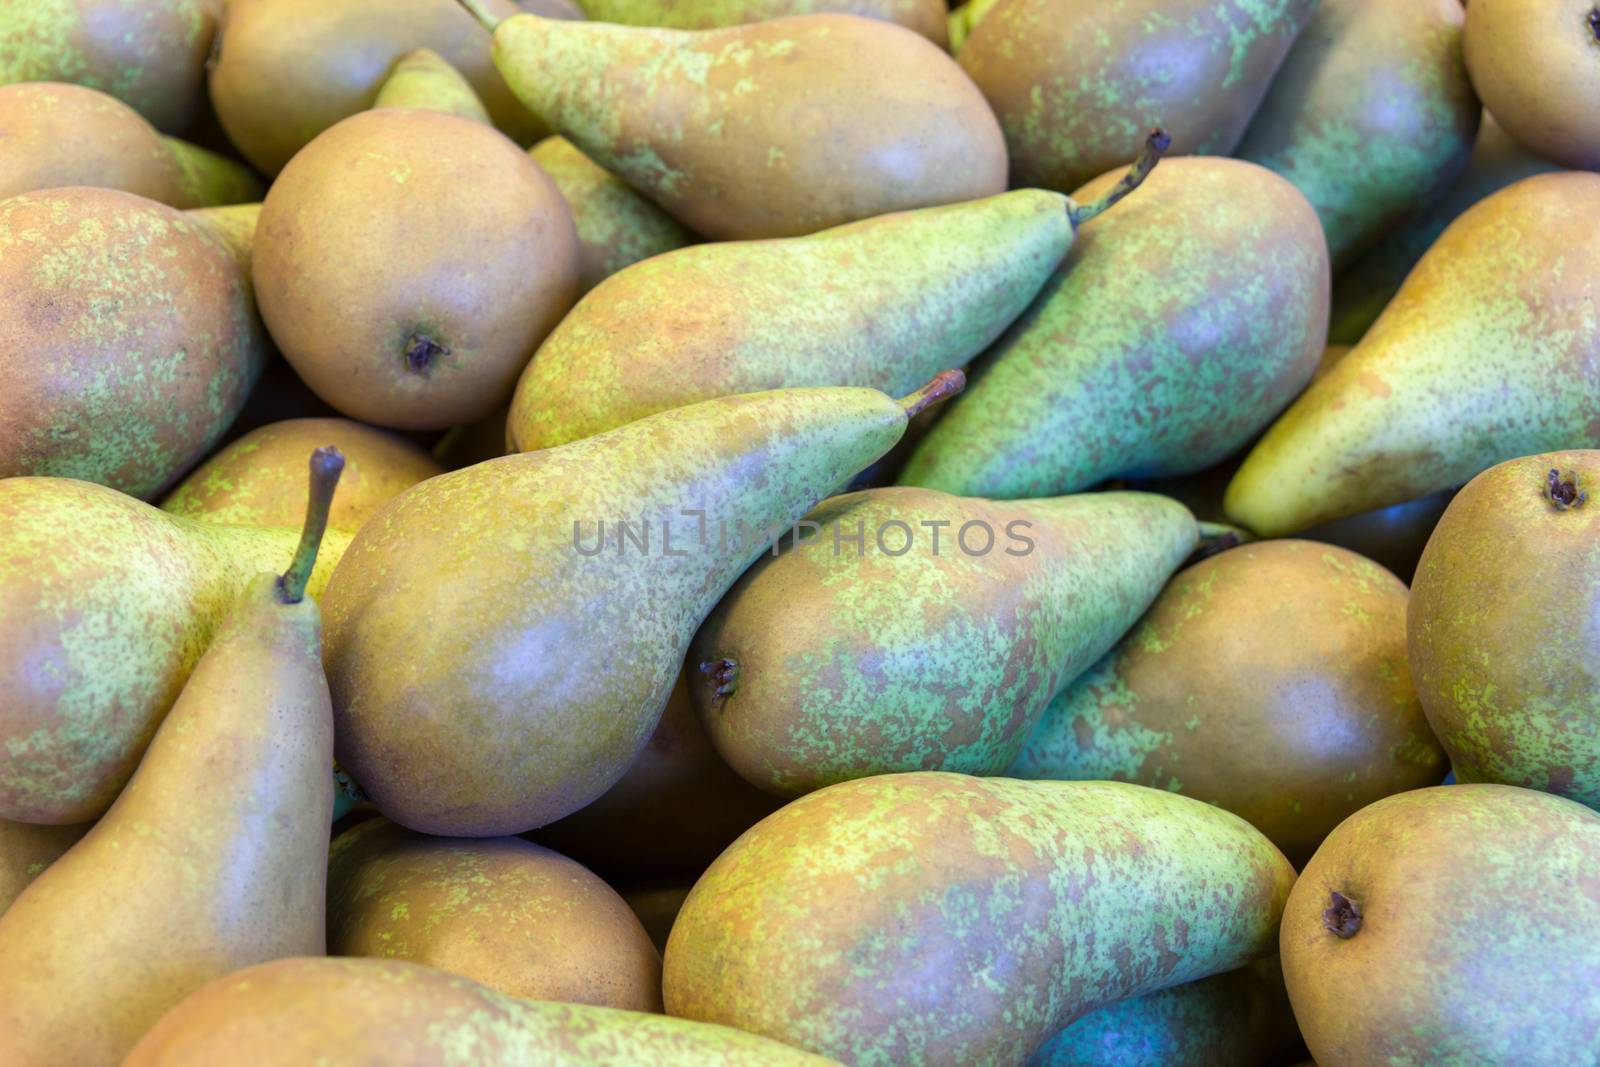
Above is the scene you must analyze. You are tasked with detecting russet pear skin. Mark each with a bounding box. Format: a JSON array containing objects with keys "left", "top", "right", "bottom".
[
  {"left": 577, "top": 0, "right": 948, "bottom": 44},
  {"left": 0, "top": 819, "right": 89, "bottom": 915}
]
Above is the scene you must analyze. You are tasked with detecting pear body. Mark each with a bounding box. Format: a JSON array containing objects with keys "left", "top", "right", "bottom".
[
  {"left": 1408, "top": 451, "right": 1600, "bottom": 810},
  {"left": 1225, "top": 172, "right": 1600, "bottom": 536},
  {"left": 1463, "top": 0, "right": 1600, "bottom": 171},
  {"left": 958, "top": 0, "right": 1316, "bottom": 193},
  {"left": 665, "top": 772, "right": 1294, "bottom": 1067},
  {"left": 511, "top": 190, "right": 1072, "bottom": 450},
  {"left": 1281, "top": 785, "right": 1600, "bottom": 1067},
  {"left": 488, "top": 13, "right": 1006, "bottom": 239},
  {"left": 689, "top": 488, "right": 1198, "bottom": 796},
  {"left": 577, "top": 0, "right": 947, "bottom": 43},
  {"left": 900, "top": 158, "right": 1329, "bottom": 499},
  {"left": 0, "top": 819, "right": 88, "bottom": 915},
  {"left": 0, "top": 574, "right": 334, "bottom": 1067},
  {"left": 0, "top": 477, "right": 348, "bottom": 824},
  {"left": 324, "top": 384, "right": 917, "bottom": 836},
  {"left": 1236, "top": 0, "right": 1480, "bottom": 268},
  {"left": 372, "top": 47, "right": 493, "bottom": 122}
]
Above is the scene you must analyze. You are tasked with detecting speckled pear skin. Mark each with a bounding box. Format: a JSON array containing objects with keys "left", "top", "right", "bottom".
[
  {"left": 1030, "top": 956, "right": 1300, "bottom": 1067},
  {"left": 123, "top": 957, "right": 841, "bottom": 1067},
  {"left": 511, "top": 190, "right": 1072, "bottom": 450},
  {"left": 577, "top": 0, "right": 948, "bottom": 44},
  {"left": 1225, "top": 172, "right": 1600, "bottom": 537},
  {"left": 0, "top": 819, "right": 89, "bottom": 915},
  {"left": 328, "top": 818, "right": 662, "bottom": 1010},
  {"left": 957, "top": 0, "right": 1315, "bottom": 193},
  {"left": 0, "top": 572, "right": 334, "bottom": 1067},
  {"left": 482, "top": 13, "right": 1007, "bottom": 239},
  {"left": 0, "top": 0, "right": 216, "bottom": 132},
  {"left": 664, "top": 773, "right": 1295, "bottom": 1067},
  {"left": 1281, "top": 785, "right": 1600, "bottom": 1067},
  {"left": 688, "top": 488, "right": 1199, "bottom": 797},
  {"left": 1463, "top": 0, "right": 1600, "bottom": 172},
  {"left": 900, "top": 159, "right": 1329, "bottom": 500},
  {"left": 323, "top": 384, "right": 921, "bottom": 837},
  {"left": 373, "top": 47, "right": 494, "bottom": 123},
  {"left": 1235, "top": 0, "right": 1479, "bottom": 269},
  {"left": 0, "top": 477, "right": 349, "bottom": 825},
  {"left": 529, "top": 135, "right": 694, "bottom": 295},
  {"left": 1408, "top": 452, "right": 1600, "bottom": 810},
  {"left": 1011, "top": 540, "right": 1446, "bottom": 867},
  {"left": 163, "top": 418, "right": 442, "bottom": 532},
  {"left": 0, "top": 187, "right": 267, "bottom": 498}
]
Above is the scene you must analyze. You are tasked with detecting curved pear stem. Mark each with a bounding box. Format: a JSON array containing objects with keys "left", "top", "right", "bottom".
[
  {"left": 1185, "top": 521, "right": 1252, "bottom": 567},
  {"left": 898, "top": 369, "right": 967, "bottom": 420},
  {"left": 278, "top": 447, "right": 346, "bottom": 605},
  {"left": 1067, "top": 128, "right": 1172, "bottom": 229},
  {"left": 456, "top": 0, "right": 503, "bottom": 33}
]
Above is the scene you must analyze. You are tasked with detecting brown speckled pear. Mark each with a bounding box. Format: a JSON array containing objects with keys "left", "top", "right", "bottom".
[
  {"left": 665, "top": 773, "right": 1295, "bottom": 1067},
  {"left": 163, "top": 418, "right": 442, "bottom": 531},
  {"left": 1225, "top": 172, "right": 1600, "bottom": 536},
  {"left": 576, "top": 0, "right": 947, "bottom": 44},
  {"left": 0, "top": 186, "right": 267, "bottom": 498},
  {"left": 124, "top": 957, "right": 840, "bottom": 1066},
  {"left": 1011, "top": 540, "right": 1447, "bottom": 866},
  {"left": 0, "top": 820, "right": 89, "bottom": 915},
  {"left": 0, "top": 450, "right": 343, "bottom": 1067},
  {"left": 1463, "top": 0, "right": 1600, "bottom": 171},
  {"left": 466, "top": 4, "right": 1006, "bottom": 239},
  {"left": 372, "top": 47, "right": 493, "bottom": 123},
  {"left": 957, "top": 0, "right": 1317, "bottom": 193},
  {"left": 1281, "top": 785, "right": 1600, "bottom": 1066},
  {"left": 328, "top": 818, "right": 661, "bottom": 1009},
  {"left": 1409, "top": 452, "right": 1600, "bottom": 810},
  {"left": 253, "top": 108, "right": 578, "bottom": 430}
]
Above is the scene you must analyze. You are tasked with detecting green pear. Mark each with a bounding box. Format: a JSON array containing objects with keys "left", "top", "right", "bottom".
[
  {"left": 576, "top": 0, "right": 948, "bottom": 44},
  {"left": 0, "top": 820, "right": 89, "bottom": 915},
  {"left": 323, "top": 374, "right": 963, "bottom": 837},
  {"left": 1225, "top": 171, "right": 1600, "bottom": 537},
  {"left": 1463, "top": 0, "right": 1600, "bottom": 172},
  {"left": 510, "top": 136, "right": 1166, "bottom": 450},
  {"left": 0, "top": 477, "right": 350, "bottom": 825},
  {"left": 1281, "top": 785, "right": 1600, "bottom": 1067},
  {"left": 372, "top": 47, "right": 493, "bottom": 123},
  {"left": 1409, "top": 451, "right": 1600, "bottom": 810},
  {"left": 0, "top": 450, "right": 342, "bottom": 1067},
  {"left": 946, "top": 0, "right": 998, "bottom": 52},
  {"left": 124, "top": 957, "right": 838, "bottom": 1066},
  {"left": 665, "top": 772, "right": 1295, "bottom": 1067},
  {"left": 460, "top": 3, "right": 1007, "bottom": 239},
  {"left": 1235, "top": 0, "right": 1480, "bottom": 268},
  {"left": 688, "top": 487, "right": 1199, "bottom": 796},
  {"left": 899, "top": 157, "right": 1329, "bottom": 499}
]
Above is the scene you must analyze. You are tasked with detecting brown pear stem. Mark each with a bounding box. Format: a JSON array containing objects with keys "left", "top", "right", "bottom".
[
  {"left": 898, "top": 369, "right": 967, "bottom": 420},
  {"left": 1186, "top": 521, "right": 1252, "bottom": 566},
  {"left": 278, "top": 447, "right": 346, "bottom": 605},
  {"left": 1067, "top": 128, "right": 1171, "bottom": 228},
  {"left": 456, "top": 0, "right": 503, "bottom": 33}
]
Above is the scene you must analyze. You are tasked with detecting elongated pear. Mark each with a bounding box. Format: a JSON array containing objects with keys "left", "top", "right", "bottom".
[
  {"left": 324, "top": 374, "right": 962, "bottom": 837},
  {"left": 511, "top": 139, "right": 1165, "bottom": 450},
  {"left": 372, "top": 47, "right": 493, "bottom": 122},
  {"left": 577, "top": 0, "right": 947, "bottom": 44},
  {"left": 1225, "top": 172, "right": 1600, "bottom": 536},
  {"left": 0, "top": 451, "right": 342, "bottom": 1067},
  {"left": 464, "top": 5, "right": 1007, "bottom": 239},
  {"left": 665, "top": 772, "right": 1295, "bottom": 1067},
  {"left": 0, "top": 820, "right": 89, "bottom": 915},
  {"left": 900, "top": 157, "right": 1329, "bottom": 499},
  {"left": 689, "top": 488, "right": 1198, "bottom": 796},
  {"left": 124, "top": 957, "right": 838, "bottom": 1066},
  {"left": 0, "top": 478, "right": 349, "bottom": 825}
]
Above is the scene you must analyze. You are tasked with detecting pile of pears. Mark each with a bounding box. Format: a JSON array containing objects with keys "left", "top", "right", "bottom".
[{"left": 1, "top": 1, "right": 1597, "bottom": 1065}]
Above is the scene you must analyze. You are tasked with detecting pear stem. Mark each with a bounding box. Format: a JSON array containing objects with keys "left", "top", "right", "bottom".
[
  {"left": 278, "top": 447, "right": 346, "bottom": 605},
  {"left": 1186, "top": 521, "right": 1251, "bottom": 566},
  {"left": 1067, "top": 128, "right": 1171, "bottom": 228},
  {"left": 898, "top": 369, "right": 967, "bottom": 420},
  {"left": 456, "top": 0, "right": 503, "bottom": 33}
]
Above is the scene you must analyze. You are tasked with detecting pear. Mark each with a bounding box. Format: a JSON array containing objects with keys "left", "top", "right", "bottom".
[
  {"left": 665, "top": 772, "right": 1295, "bottom": 1067},
  {"left": 900, "top": 157, "right": 1329, "bottom": 500},
  {"left": 1281, "top": 785, "right": 1600, "bottom": 1067},
  {"left": 0, "top": 449, "right": 343, "bottom": 1067},
  {"left": 510, "top": 136, "right": 1166, "bottom": 450},
  {"left": 1409, "top": 451, "right": 1600, "bottom": 810},
  {"left": 0, "top": 477, "right": 350, "bottom": 825},
  {"left": 324, "top": 373, "right": 963, "bottom": 837},
  {"left": 461, "top": 4, "right": 1007, "bottom": 239},
  {"left": 0, "top": 186, "right": 268, "bottom": 498},
  {"left": 329, "top": 818, "right": 661, "bottom": 1009},
  {"left": 623, "top": 882, "right": 693, "bottom": 953},
  {"left": 576, "top": 0, "right": 948, "bottom": 44},
  {"left": 1463, "top": 0, "right": 1600, "bottom": 171},
  {"left": 0, "top": 0, "right": 216, "bottom": 131},
  {"left": 124, "top": 956, "right": 838, "bottom": 1066},
  {"left": 529, "top": 135, "right": 694, "bottom": 295},
  {"left": 163, "top": 418, "right": 442, "bottom": 531},
  {"left": 371, "top": 47, "right": 493, "bottom": 122},
  {"left": 1235, "top": 0, "right": 1480, "bottom": 268},
  {"left": 689, "top": 487, "right": 1199, "bottom": 797},
  {"left": 0, "top": 820, "right": 89, "bottom": 915},
  {"left": 1225, "top": 172, "right": 1600, "bottom": 536},
  {"left": 957, "top": 0, "right": 1316, "bottom": 193},
  {"left": 1012, "top": 540, "right": 1446, "bottom": 866},
  {"left": 946, "top": 0, "right": 998, "bottom": 51}
]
